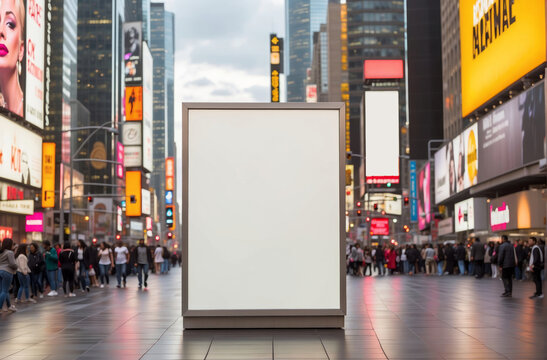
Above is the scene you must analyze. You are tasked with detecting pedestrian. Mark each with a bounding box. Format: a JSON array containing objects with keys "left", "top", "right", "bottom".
[
  {"left": 401, "top": 245, "right": 408, "bottom": 274},
  {"left": 374, "top": 245, "right": 385, "bottom": 276},
  {"left": 133, "top": 239, "right": 153, "bottom": 289},
  {"left": 76, "top": 240, "right": 91, "bottom": 293},
  {"left": 436, "top": 244, "right": 445, "bottom": 276},
  {"left": 425, "top": 244, "right": 436, "bottom": 275},
  {"left": 484, "top": 242, "right": 492, "bottom": 277},
  {"left": 385, "top": 245, "right": 397, "bottom": 275},
  {"left": 470, "top": 237, "right": 485, "bottom": 278},
  {"left": 498, "top": 235, "right": 517, "bottom": 297},
  {"left": 406, "top": 244, "right": 419, "bottom": 275},
  {"left": 98, "top": 242, "right": 113, "bottom": 288},
  {"left": 54, "top": 243, "right": 63, "bottom": 288},
  {"left": 444, "top": 243, "right": 455, "bottom": 275},
  {"left": 364, "top": 247, "right": 372, "bottom": 276},
  {"left": 154, "top": 245, "right": 163, "bottom": 274},
  {"left": 59, "top": 243, "right": 76, "bottom": 297},
  {"left": 456, "top": 242, "right": 466, "bottom": 275},
  {"left": 528, "top": 237, "right": 544, "bottom": 299},
  {"left": 14, "top": 244, "right": 34, "bottom": 304},
  {"left": 88, "top": 243, "right": 99, "bottom": 287},
  {"left": 27, "top": 243, "right": 44, "bottom": 299},
  {"left": 170, "top": 251, "right": 178, "bottom": 268},
  {"left": 0, "top": 238, "right": 18, "bottom": 312},
  {"left": 114, "top": 241, "right": 129, "bottom": 288},
  {"left": 162, "top": 246, "right": 170, "bottom": 274},
  {"left": 355, "top": 244, "right": 364, "bottom": 276},
  {"left": 43, "top": 240, "right": 59, "bottom": 296},
  {"left": 490, "top": 242, "right": 499, "bottom": 279},
  {"left": 515, "top": 239, "right": 526, "bottom": 280}
]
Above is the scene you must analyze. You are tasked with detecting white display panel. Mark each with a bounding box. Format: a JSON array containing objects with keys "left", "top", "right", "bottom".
[{"left": 186, "top": 107, "right": 342, "bottom": 311}]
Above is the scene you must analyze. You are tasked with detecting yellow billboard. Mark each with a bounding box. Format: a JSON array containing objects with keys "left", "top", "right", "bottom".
[
  {"left": 42, "top": 143, "right": 55, "bottom": 208},
  {"left": 460, "top": 0, "right": 546, "bottom": 116},
  {"left": 125, "top": 86, "right": 143, "bottom": 121},
  {"left": 126, "top": 171, "right": 142, "bottom": 216}
]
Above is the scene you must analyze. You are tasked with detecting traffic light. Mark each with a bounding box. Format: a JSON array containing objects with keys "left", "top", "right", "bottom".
[
  {"left": 373, "top": 203, "right": 378, "bottom": 211},
  {"left": 346, "top": 151, "right": 352, "bottom": 160},
  {"left": 365, "top": 217, "right": 370, "bottom": 222},
  {"left": 356, "top": 201, "right": 362, "bottom": 208},
  {"left": 155, "top": 235, "right": 160, "bottom": 242},
  {"left": 87, "top": 196, "right": 93, "bottom": 203},
  {"left": 92, "top": 237, "right": 97, "bottom": 245},
  {"left": 403, "top": 225, "right": 410, "bottom": 233},
  {"left": 386, "top": 182, "right": 392, "bottom": 188},
  {"left": 115, "top": 234, "right": 121, "bottom": 241},
  {"left": 166, "top": 206, "right": 174, "bottom": 228},
  {"left": 356, "top": 210, "right": 362, "bottom": 216},
  {"left": 121, "top": 200, "right": 126, "bottom": 210},
  {"left": 130, "top": 195, "right": 137, "bottom": 204},
  {"left": 167, "top": 232, "right": 173, "bottom": 239},
  {"left": 404, "top": 197, "right": 409, "bottom": 206}
]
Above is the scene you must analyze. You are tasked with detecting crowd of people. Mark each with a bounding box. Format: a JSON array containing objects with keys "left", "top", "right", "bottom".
[
  {"left": 0, "top": 238, "right": 182, "bottom": 313},
  {"left": 347, "top": 236, "right": 545, "bottom": 298}
]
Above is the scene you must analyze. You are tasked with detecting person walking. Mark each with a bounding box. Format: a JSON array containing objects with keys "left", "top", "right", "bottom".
[
  {"left": 374, "top": 245, "right": 385, "bottom": 276},
  {"left": 355, "top": 244, "right": 364, "bottom": 276},
  {"left": 406, "top": 244, "right": 419, "bottom": 275},
  {"left": 528, "top": 237, "right": 544, "bottom": 299},
  {"left": 515, "top": 240, "right": 526, "bottom": 281},
  {"left": 490, "top": 242, "right": 499, "bottom": 279},
  {"left": 498, "top": 235, "right": 517, "bottom": 297},
  {"left": 97, "top": 242, "right": 113, "bottom": 288},
  {"left": 436, "top": 244, "right": 445, "bottom": 276},
  {"left": 27, "top": 243, "right": 44, "bottom": 299},
  {"left": 425, "top": 244, "right": 436, "bottom": 275},
  {"left": 385, "top": 246, "right": 397, "bottom": 275},
  {"left": 363, "top": 248, "right": 373, "bottom": 276},
  {"left": 401, "top": 245, "right": 409, "bottom": 275},
  {"left": 76, "top": 240, "right": 91, "bottom": 293},
  {"left": 444, "top": 243, "right": 455, "bottom": 275},
  {"left": 59, "top": 243, "right": 76, "bottom": 297},
  {"left": 154, "top": 245, "right": 163, "bottom": 274},
  {"left": 161, "top": 246, "right": 170, "bottom": 274},
  {"left": 114, "top": 241, "right": 129, "bottom": 288},
  {"left": 0, "top": 238, "right": 18, "bottom": 312},
  {"left": 43, "top": 240, "right": 59, "bottom": 296},
  {"left": 471, "top": 237, "right": 485, "bottom": 278},
  {"left": 15, "top": 244, "right": 34, "bottom": 304},
  {"left": 133, "top": 239, "right": 153, "bottom": 289},
  {"left": 484, "top": 243, "right": 492, "bottom": 277},
  {"left": 456, "top": 242, "right": 466, "bottom": 275}
]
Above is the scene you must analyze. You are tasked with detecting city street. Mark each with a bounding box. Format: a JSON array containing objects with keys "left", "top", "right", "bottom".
[{"left": 0, "top": 269, "right": 544, "bottom": 359}]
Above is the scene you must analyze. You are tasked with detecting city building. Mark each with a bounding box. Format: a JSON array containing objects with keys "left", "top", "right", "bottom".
[
  {"left": 126, "top": 0, "right": 151, "bottom": 43},
  {"left": 285, "top": 0, "right": 328, "bottom": 101}
]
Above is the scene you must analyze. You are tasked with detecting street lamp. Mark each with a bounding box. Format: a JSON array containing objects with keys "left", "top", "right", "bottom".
[{"left": 59, "top": 121, "right": 119, "bottom": 244}]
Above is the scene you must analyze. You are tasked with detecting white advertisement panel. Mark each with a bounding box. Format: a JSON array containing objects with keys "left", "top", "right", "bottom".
[
  {"left": 185, "top": 105, "right": 342, "bottom": 314},
  {"left": 25, "top": 0, "right": 46, "bottom": 129},
  {"left": 122, "top": 122, "right": 142, "bottom": 146},
  {"left": 0, "top": 116, "right": 42, "bottom": 188},
  {"left": 365, "top": 91, "right": 399, "bottom": 184},
  {"left": 124, "top": 146, "right": 142, "bottom": 167},
  {"left": 454, "top": 198, "right": 474, "bottom": 232},
  {"left": 141, "top": 188, "right": 151, "bottom": 215},
  {"left": 142, "top": 42, "right": 153, "bottom": 172}
]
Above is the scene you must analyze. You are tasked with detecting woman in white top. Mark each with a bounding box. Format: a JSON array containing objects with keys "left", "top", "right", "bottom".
[
  {"left": 154, "top": 245, "right": 163, "bottom": 274},
  {"left": 97, "top": 242, "right": 114, "bottom": 288},
  {"left": 15, "top": 244, "right": 35, "bottom": 303}
]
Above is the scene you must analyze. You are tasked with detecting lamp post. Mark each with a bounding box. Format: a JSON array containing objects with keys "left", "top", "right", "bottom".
[{"left": 59, "top": 122, "right": 119, "bottom": 244}]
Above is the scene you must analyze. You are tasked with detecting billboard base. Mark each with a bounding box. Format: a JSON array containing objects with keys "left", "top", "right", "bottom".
[{"left": 183, "top": 316, "right": 344, "bottom": 329}]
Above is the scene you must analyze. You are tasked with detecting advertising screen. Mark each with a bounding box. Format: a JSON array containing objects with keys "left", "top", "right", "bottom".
[
  {"left": 370, "top": 218, "right": 389, "bottom": 236},
  {"left": 489, "top": 190, "right": 546, "bottom": 231},
  {"left": 0, "top": 115, "right": 42, "bottom": 188},
  {"left": 142, "top": 42, "right": 153, "bottom": 172},
  {"left": 417, "top": 162, "right": 431, "bottom": 231},
  {"left": 0, "top": 226, "right": 12, "bottom": 241},
  {"left": 41, "top": 142, "right": 55, "bottom": 208},
  {"left": 454, "top": 198, "right": 474, "bottom": 232},
  {"left": 141, "top": 188, "right": 150, "bottom": 215},
  {"left": 116, "top": 142, "right": 124, "bottom": 179},
  {"left": 306, "top": 84, "right": 317, "bottom": 103},
  {"left": 365, "top": 91, "right": 399, "bottom": 185},
  {"left": 460, "top": 0, "right": 546, "bottom": 116},
  {"left": 124, "top": 21, "right": 142, "bottom": 83},
  {"left": 122, "top": 122, "right": 141, "bottom": 145},
  {"left": 125, "top": 86, "right": 143, "bottom": 121},
  {"left": 125, "top": 171, "right": 141, "bottom": 217},
  {"left": 124, "top": 145, "right": 142, "bottom": 167},
  {"left": 165, "top": 157, "right": 174, "bottom": 191},
  {"left": 26, "top": 212, "right": 44, "bottom": 232},
  {"left": 409, "top": 161, "right": 417, "bottom": 223}
]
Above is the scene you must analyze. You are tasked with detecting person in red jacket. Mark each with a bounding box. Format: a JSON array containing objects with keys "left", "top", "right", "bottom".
[{"left": 385, "top": 245, "right": 397, "bottom": 275}]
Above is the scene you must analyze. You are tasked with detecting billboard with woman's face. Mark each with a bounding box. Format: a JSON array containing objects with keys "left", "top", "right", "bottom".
[
  {"left": 418, "top": 162, "right": 431, "bottom": 231},
  {"left": 0, "top": 0, "right": 45, "bottom": 128}
]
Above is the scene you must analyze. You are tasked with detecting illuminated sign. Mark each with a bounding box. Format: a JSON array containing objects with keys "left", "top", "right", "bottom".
[
  {"left": 117, "top": 206, "right": 122, "bottom": 232},
  {"left": 270, "top": 34, "right": 283, "bottom": 103},
  {"left": 306, "top": 84, "right": 317, "bottom": 103},
  {"left": 0, "top": 200, "right": 34, "bottom": 215},
  {"left": 146, "top": 216, "right": 152, "bottom": 231},
  {"left": 141, "top": 188, "right": 151, "bottom": 215},
  {"left": 125, "top": 86, "right": 143, "bottom": 121},
  {"left": 122, "top": 122, "right": 141, "bottom": 145},
  {"left": 42, "top": 143, "right": 55, "bottom": 208},
  {"left": 455, "top": 198, "right": 475, "bottom": 232},
  {"left": 165, "top": 157, "right": 174, "bottom": 191},
  {"left": 0, "top": 226, "right": 13, "bottom": 241},
  {"left": 363, "top": 59, "right": 404, "bottom": 80},
  {"left": 166, "top": 205, "right": 174, "bottom": 228},
  {"left": 26, "top": 212, "right": 44, "bottom": 232},
  {"left": 490, "top": 202, "right": 509, "bottom": 231},
  {"left": 370, "top": 218, "right": 390, "bottom": 236},
  {"left": 340, "top": 4, "right": 350, "bottom": 152},
  {"left": 409, "top": 161, "right": 418, "bottom": 223},
  {"left": 124, "top": 22, "right": 142, "bottom": 83},
  {"left": 142, "top": 42, "right": 154, "bottom": 172},
  {"left": 125, "top": 171, "right": 141, "bottom": 217},
  {"left": 460, "top": 0, "right": 546, "bottom": 116},
  {"left": 116, "top": 142, "right": 124, "bottom": 179},
  {"left": 124, "top": 146, "right": 142, "bottom": 167},
  {"left": 165, "top": 190, "right": 173, "bottom": 205}
]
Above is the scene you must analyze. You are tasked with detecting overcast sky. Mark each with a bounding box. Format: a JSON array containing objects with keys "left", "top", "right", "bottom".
[{"left": 159, "top": 0, "right": 285, "bottom": 207}]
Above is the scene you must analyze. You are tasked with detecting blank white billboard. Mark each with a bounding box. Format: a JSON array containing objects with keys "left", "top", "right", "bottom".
[
  {"left": 365, "top": 91, "right": 399, "bottom": 184},
  {"left": 185, "top": 105, "right": 343, "bottom": 312}
]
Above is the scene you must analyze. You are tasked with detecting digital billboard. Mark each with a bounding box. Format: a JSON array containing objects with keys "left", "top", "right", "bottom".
[
  {"left": 454, "top": 198, "right": 474, "bottom": 232},
  {"left": 124, "top": 145, "right": 142, "bottom": 167},
  {"left": 41, "top": 142, "right": 55, "bottom": 208},
  {"left": 306, "top": 84, "right": 317, "bottom": 103},
  {"left": 370, "top": 218, "right": 389, "bottom": 236},
  {"left": 25, "top": 212, "right": 44, "bottom": 232},
  {"left": 489, "top": 190, "right": 546, "bottom": 232},
  {"left": 269, "top": 34, "right": 283, "bottom": 103},
  {"left": 0, "top": 0, "right": 46, "bottom": 128},
  {"left": 116, "top": 142, "right": 124, "bottom": 179},
  {"left": 142, "top": 42, "right": 153, "bottom": 172},
  {"left": 365, "top": 91, "right": 399, "bottom": 185},
  {"left": 124, "top": 22, "right": 142, "bottom": 83},
  {"left": 0, "top": 226, "right": 13, "bottom": 241},
  {"left": 126, "top": 171, "right": 141, "bottom": 217},
  {"left": 417, "top": 162, "right": 431, "bottom": 231},
  {"left": 0, "top": 115, "right": 42, "bottom": 188},
  {"left": 460, "top": 0, "right": 546, "bottom": 116},
  {"left": 125, "top": 86, "right": 143, "bottom": 121},
  {"left": 165, "top": 157, "right": 174, "bottom": 191},
  {"left": 141, "top": 188, "right": 151, "bottom": 215},
  {"left": 409, "top": 161, "right": 418, "bottom": 223},
  {"left": 122, "top": 122, "right": 141, "bottom": 145}
]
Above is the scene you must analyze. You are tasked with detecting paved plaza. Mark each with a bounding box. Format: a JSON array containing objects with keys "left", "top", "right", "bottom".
[{"left": 0, "top": 269, "right": 545, "bottom": 359}]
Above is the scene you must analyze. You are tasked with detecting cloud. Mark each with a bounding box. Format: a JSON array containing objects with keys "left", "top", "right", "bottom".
[{"left": 184, "top": 77, "right": 214, "bottom": 87}]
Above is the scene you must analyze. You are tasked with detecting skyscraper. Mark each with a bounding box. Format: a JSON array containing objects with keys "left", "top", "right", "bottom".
[
  {"left": 77, "top": 1, "right": 125, "bottom": 196},
  {"left": 125, "top": 0, "right": 151, "bottom": 43},
  {"left": 285, "top": 0, "right": 328, "bottom": 102},
  {"left": 150, "top": 3, "right": 175, "bottom": 230}
]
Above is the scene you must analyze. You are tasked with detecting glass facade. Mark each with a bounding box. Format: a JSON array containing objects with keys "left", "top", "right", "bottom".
[
  {"left": 125, "top": 0, "right": 151, "bottom": 43},
  {"left": 285, "top": 0, "right": 328, "bottom": 102}
]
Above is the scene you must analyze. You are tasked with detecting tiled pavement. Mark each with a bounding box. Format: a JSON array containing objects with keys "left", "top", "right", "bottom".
[{"left": 0, "top": 268, "right": 545, "bottom": 359}]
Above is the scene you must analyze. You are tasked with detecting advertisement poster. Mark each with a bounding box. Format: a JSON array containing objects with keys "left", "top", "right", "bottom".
[
  {"left": 417, "top": 162, "right": 431, "bottom": 231},
  {"left": 41, "top": 142, "right": 55, "bottom": 208},
  {"left": 489, "top": 190, "right": 546, "bottom": 232},
  {"left": 125, "top": 86, "right": 143, "bottom": 121},
  {"left": 409, "top": 161, "right": 417, "bottom": 223},
  {"left": 454, "top": 198, "right": 474, "bottom": 232},
  {"left": 25, "top": 0, "right": 46, "bottom": 128},
  {"left": 141, "top": 188, "right": 151, "bottom": 215},
  {"left": 122, "top": 122, "right": 141, "bottom": 145},
  {"left": 26, "top": 212, "right": 44, "bottom": 232},
  {"left": 142, "top": 42, "right": 153, "bottom": 172},
  {"left": 0, "top": 227, "right": 13, "bottom": 241},
  {"left": 370, "top": 218, "right": 389, "bottom": 236},
  {"left": 124, "top": 22, "right": 142, "bottom": 83},
  {"left": 0, "top": 115, "right": 42, "bottom": 188},
  {"left": 116, "top": 142, "right": 124, "bottom": 179},
  {"left": 124, "top": 146, "right": 142, "bottom": 167}
]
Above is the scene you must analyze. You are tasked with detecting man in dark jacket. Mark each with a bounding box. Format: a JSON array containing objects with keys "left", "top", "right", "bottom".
[
  {"left": 444, "top": 244, "right": 455, "bottom": 275},
  {"left": 514, "top": 240, "right": 526, "bottom": 280},
  {"left": 406, "top": 244, "right": 419, "bottom": 275},
  {"left": 528, "top": 237, "right": 544, "bottom": 299},
  {"left": 470, "top": 237, "right": 485, "bottom": 278},
  {"left": 132, "top": 239, "right": 153, "bottom": 289},
  {"left": 498, "top": 235, "right": 516, "bottom": 297},
  {"left": 456, "top": 243, "right": 466, "bottom": 275},
  {"left": 374, "top": 245, "right": 385, "bottom": 276}
]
